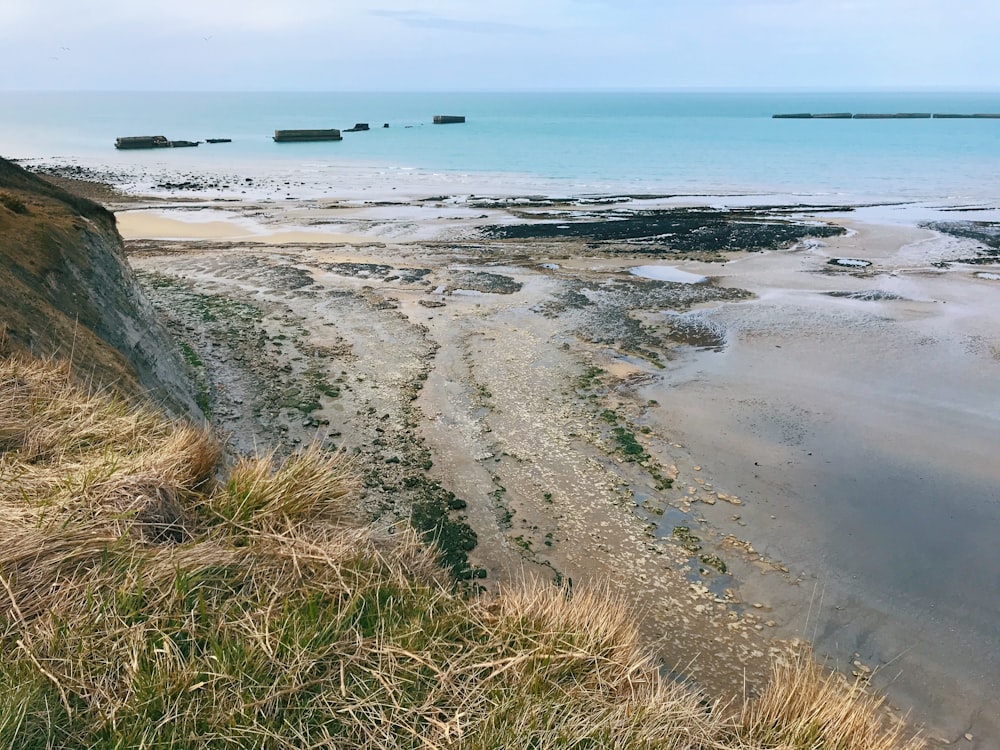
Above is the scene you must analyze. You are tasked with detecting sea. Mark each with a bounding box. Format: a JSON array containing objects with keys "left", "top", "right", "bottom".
[{"left": 2, "top": 90, "right": 1000, "bottom": 205}]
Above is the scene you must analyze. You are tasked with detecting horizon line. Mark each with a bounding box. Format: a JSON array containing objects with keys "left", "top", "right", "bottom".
[{"left": 3, "top": 86, "right": 1000, "bottom": 95}]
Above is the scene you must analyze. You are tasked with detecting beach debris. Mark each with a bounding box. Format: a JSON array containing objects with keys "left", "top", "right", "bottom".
[
  {"left": 853, "top": 113, "right": 931, "bottom": 119},
  {"left": 273, "top": 128, "right": 343, "bottom": 142},
  {"left": 828, "top": 258, "right": 872, "bottom": 268},
  {"left": 671, "top": 525, "right": 702, "bottom": 553},
  {"left": 774, "top": 112, "right": 1000, "bottom": 119},
  {"left": 114, "top": 135, "right": 170, "bottom": 149},
  {"left": 773, "top": 112, "right": 852, "bottom": 119},
  {"left": 826, "top": 289, "right": 905, "bottom": 301},
  {"left": 446, "top": 271, "right": 522, "bottom": 295},
  {"left": 113, "top": 135, "right": 202, "bottom": 149}
]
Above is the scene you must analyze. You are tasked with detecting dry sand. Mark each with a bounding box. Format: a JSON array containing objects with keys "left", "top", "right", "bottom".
[
  {"left": 117, "top": 209, "right": 375, "bottom": 245},
  {"left": 122, "top": 196, "right": 1000, "bottom": 748}
]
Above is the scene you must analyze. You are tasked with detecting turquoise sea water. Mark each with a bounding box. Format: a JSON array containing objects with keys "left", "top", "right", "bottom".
[{"left": 2, "top": 91, "right": 1000, "bottom": 201}]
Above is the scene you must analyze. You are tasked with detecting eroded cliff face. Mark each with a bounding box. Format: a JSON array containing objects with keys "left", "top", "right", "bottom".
[{"left": 0, "top": 156, "right": 197, "bottom": 417}]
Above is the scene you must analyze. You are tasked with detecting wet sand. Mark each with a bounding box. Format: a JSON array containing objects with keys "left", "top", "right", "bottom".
[
  {"left": 114, "top": 191, "right": 1000, "bottom": 747},
  {"left": 636, "top": 225, "right": 1000, "bottom": 745}
]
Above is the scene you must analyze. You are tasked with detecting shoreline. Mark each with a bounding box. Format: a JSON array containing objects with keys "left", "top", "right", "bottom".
[
  {"left": 35, "top": 163, "right": 1000, "bottom": 747},
  {"left": 21, "top": 156, "right": 1000, "bottom": 220}
]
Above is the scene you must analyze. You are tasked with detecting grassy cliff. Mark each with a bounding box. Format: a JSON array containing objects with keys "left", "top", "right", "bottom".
[
  {"left": 0, "top": 354, "right": 921, "bottom": 749},
  {"left": 0, "top": 156, "right": 196, "bottom": 416}
]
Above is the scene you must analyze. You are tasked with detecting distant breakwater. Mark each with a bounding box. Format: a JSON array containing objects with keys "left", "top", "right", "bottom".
[{"left": 773, "top": 112, "right": 1000, "bottom": 119}]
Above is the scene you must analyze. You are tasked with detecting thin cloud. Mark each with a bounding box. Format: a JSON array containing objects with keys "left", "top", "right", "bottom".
[
  {"left": 369, "top": 9, "right": 541, "bottom": 34},
  {"left": 1, "top": 0, "right": 998, "bottom": 90}
]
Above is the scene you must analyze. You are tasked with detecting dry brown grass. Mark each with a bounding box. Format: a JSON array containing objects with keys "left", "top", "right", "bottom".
[
  {"left": 0, "top": 353, "right": 924, "bottom": 749},
  {"left": 737, "top": 653, "right": 925, "bottom": 750},
  {"left": 210, "top": 446, "right": 360, "bottom": 531},
  {"left": 0, "top": 355, "right": 218, "bottom": 542}
]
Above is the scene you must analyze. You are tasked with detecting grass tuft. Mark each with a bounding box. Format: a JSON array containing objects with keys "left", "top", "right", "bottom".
[
  {"left": 209, "top": 446, "right": 359, "bottom": 531},
  {"left": 0, "top": 192, "right": 29, "bottom": 214},
  {"left": 736, "top": 652, "right": 925, "bottom": 750},
  {"left": 0, "top": 355, "right": 219, "bottom": 542}
]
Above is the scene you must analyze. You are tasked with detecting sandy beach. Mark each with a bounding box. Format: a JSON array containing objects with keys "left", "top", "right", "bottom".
[{"left": 109, "top": 187, "right": 1000, "bottom": 747}]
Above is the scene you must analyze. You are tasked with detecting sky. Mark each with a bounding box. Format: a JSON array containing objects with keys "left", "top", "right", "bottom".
[{"left": 2, "top": 0, "right": 999, "bottom": 91}]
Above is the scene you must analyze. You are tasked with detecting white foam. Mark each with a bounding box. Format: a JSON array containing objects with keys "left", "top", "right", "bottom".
[{"left": 975, "top": 272, "right": 1000, "bottom": 281}]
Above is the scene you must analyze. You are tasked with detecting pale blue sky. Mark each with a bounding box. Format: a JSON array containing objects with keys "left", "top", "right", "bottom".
[{"left": 2, "top": 0, "right": 998, "bottom": 90}]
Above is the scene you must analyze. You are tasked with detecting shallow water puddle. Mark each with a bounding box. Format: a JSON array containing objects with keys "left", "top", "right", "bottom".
[{"left": 629, "top": 265, "right": 708, "bottom": 284}]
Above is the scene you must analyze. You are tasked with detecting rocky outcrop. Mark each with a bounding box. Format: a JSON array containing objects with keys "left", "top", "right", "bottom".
[{"left": 0, "top": 156, "right": 198, "bottom": 417}]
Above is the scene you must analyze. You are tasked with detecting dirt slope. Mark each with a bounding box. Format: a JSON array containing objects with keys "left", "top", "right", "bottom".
[{"left": 0, "top": 156, "right": 196, "bottom": 415}]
